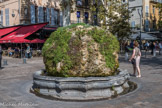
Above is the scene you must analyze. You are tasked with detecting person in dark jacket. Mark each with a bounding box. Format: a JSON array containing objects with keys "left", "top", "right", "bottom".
[
  {"left": 124, "top": 42, "right": 129, "bottom": 61},
  {"left": 0, "top": 45, "right": 3, "bottom": 68}
]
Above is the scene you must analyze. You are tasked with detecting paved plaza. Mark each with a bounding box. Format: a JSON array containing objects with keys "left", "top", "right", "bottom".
[{"left": 0, "top": 52, "right": 162, "bottom": 108}]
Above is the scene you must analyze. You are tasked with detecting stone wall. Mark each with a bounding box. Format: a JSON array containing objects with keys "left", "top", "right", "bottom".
[{"left": 31, "top": 69, "right": 130, "bottom": 101}]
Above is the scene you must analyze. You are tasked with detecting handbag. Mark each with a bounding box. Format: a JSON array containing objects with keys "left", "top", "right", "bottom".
[{"left": 131, "top": 58, "right": 136, "bottom": 64}]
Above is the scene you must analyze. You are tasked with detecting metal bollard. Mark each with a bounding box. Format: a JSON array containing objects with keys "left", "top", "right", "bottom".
[
  {"left": 23, "top": 58, "right": 27, "bottom": 64},
  {"left": 3, "top": 59, "right": 8, "bottom": 65}
]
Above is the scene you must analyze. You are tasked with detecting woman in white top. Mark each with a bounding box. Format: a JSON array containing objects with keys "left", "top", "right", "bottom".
[{"left": 129, "top": 42, "right": 141, "bottom": 78}]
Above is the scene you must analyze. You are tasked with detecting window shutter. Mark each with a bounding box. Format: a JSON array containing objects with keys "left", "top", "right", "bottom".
[
  {"left": 0, "top": 10, "right": 3, "bottom": 25},
  {"left": 40, "top": 7, "right": 44, "bottom": 23},
  {"left": 5, "top": 8, "right": 9, "bottom": 26},
  {"left": 30, "top": 5, "right": 35, "bottom": 24},
  {"left": 51, "top": 8, "right": 54, "bottom": 25},
  {"left": 54, "top": 10, "right": 58, "bottom": 25},
  {"left": 131, "top": 21, "right": 135, "bottom": 27},
  {"left": 46, "top": 8, "right": 50, "bottom": 23}
]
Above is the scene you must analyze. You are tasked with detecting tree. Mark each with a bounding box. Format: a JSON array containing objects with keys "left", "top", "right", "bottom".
[
  {"left": 156, "top": 2, "right": 162, "bottom": 30},
  {"left": 60, "top": 0, "right": 132, "bottom": 41}
]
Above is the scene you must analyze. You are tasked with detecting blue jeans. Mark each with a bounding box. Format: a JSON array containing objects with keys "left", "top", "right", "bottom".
[{"left": 25, "top": 52, "right": 30, "bottom": 58}]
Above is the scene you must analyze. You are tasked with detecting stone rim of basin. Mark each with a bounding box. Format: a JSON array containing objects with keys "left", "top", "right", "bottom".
[{"left": 31, "top": 69, "right": 137, "bottom": 101}]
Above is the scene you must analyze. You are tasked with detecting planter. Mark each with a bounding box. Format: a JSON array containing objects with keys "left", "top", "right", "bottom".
[{"left": 31, "top": 69, "right": 131, "bottom": 101}]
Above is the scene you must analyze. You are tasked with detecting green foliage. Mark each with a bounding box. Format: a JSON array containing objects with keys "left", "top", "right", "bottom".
[
  {"left": 157, "top": 20, "right": 162, "bottom": 30},
  {"left": 65, "top": 23, "right": 90, "bottom": 29},
  {"left": 156, "top": 3, "right": 162, "bottom": 30},
  {"left": 88, "top": 27, "right": 119, "bottom": 70},
  {"left": 42, "top": 27, "right": 72, "bottom": 77},
  {"left": 43, "top": 24, "right": 119, "bottom": 77}
]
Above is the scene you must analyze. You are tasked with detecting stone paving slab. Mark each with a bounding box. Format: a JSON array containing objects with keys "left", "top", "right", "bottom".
[{"left": 0, "top": 53, "right": 162, "bottom": 108}]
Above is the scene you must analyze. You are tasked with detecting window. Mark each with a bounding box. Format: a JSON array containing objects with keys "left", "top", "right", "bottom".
[
  {"left": 145, "top": 6, "right": 149, "bottom": 17},
  {"left": 46, "top": 8, "right": 50, "bottom": 23},
  {"left": 0, "top": 10, "right": 3, "bottom": 25},
  {"left": 5, "top": 8, "right": 9, "bottom": 26},
  {"left": 153, "top": 6, "right": 155, "bottom": 15},
  {"left": 44, "top": 7, "right": 46, "bottom": 22},
  {"left": 145, "top": 20, "right": 149, "bottom": 31},
  {"left": 85, "top": 12, "right": 88, "bottom": 24},
  {"left": 131, "top": 21, "right": 135, "bottom": 28},
  {"left": 59, "top": 11, "right": 63, "bottom": 26},
  {"left": 38, "top": 7, "right": 44, "bottom": 23},
  {"left": 51, "top": 8, "right": 54, "bottom": 25},
  {"left": 85, "top": 0, "right": 89, "bottom": 6},
  {"left": 159, "top": 8, "right": 161, "bottom": 15},
  {"left": 153, "top": 20, "right": 156, "bottom": 29},
  {"left": 54, "top": 10, "right": 58, "bottom": 25},
  {"left": 30, "top": 5, "right": 35, "bottom": 24},
  {"left": 77, "top": 11, "right": 81, "bottom": 23}
]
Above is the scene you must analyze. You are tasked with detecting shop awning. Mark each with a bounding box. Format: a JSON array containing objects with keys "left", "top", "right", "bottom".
[
  {"left": 0, "top": 26, "right": 21, "bottom": 38},
  {"left": 30, "top": 39, "right": 45, "bottom": 43},
  {"left": 12, "top": 38, "right": 31, "bottom": 43},
  {"left": 130, "top": 32, "right": 159, "bottom": 40},
  {"left": 0, "top": 23, "right": 48, "bottom": 43},
  {"left": 43, "top": 27, "right": 57, "bottom": 31}
]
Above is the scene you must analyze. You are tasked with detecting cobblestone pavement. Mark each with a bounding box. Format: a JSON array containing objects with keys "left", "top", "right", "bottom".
[{"left": 0, "top": 52, "right": 162, "bottom": 108}]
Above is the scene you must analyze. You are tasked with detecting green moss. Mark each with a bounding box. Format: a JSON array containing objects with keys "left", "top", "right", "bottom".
[
  {"left": 88, "top": 27, "right": 119, "bottom": 70},
  {"left": 34, "top": 88, "right": 40, "bottom": 93},
  {"left": 42, "top": 27, "right": 72, "bottom": 77},
  {"left": 42, "top": 24, "right": 119, "bottom": 77}
]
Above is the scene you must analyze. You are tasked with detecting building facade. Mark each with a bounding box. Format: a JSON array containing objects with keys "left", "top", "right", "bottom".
[
  {"left": 0, "top": 0, "right": 61, "bottom": 27},
  {"left": 128, "top": 0, "right": 143, "bottom": 31},
  {"left": 148, "top": 0, "right": 162, "bottom": 31},
  {"left": 61, "top": 0, "right": 93, "bottom": 26},
  {"left": 70, "top": 0, "right": 92, "bottom": 25},
  {"left": 128, "top": 0, "right": 162, "bottom": 32}
]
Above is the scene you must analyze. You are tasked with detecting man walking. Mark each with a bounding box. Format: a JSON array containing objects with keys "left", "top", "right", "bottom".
[{"left": 0, "top": 45, "right": 3, "bottom": 69}]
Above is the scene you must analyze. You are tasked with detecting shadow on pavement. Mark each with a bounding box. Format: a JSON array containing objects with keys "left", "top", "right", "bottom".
[{"left": 0, "top": 67, "right": 4, "bottom": 70}]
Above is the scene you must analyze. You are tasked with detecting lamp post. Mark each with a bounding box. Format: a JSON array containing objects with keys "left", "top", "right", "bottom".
[{"left": 138, "top": 7, "right": 143, "bottom": 50}]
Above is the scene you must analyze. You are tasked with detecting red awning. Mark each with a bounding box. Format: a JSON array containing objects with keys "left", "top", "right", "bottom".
[
  {"left": 0, "top": 23, "right": 48, "bottom": 43},
  {"left": 43, "top": 27, "right": 57, "bottom": 31},
  {"left": 12, "top": 38, "right": 31, "bottom": 43},
  {"left": 30, "top": 39, "right": 45, "bottom": 43},
  {"left": 0, "top": 26, "right": 21, "bottom": 38},
  {"left": 0, "top": 38, "right": 31, "bottom": 43}
]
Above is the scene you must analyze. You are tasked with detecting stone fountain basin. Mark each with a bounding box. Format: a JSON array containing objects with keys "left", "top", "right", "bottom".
[{"left": 31, "top": 69, "right": 130, "bottom": 101}]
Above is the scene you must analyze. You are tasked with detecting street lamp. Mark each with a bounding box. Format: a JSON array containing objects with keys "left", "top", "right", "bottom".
[{"left": 138, "top": 7, "right": 143, "bottom": 50}]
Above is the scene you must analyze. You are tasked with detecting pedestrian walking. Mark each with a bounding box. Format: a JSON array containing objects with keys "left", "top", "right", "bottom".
[
  {"left": 25, "top": 44, "right": 30, "bottom": 58},
  {"left": 144, "top": 41, "right": 149, "bottom": 51},
  {"left": 159, "top": 41, "right": 162, "bottom": 55},
  {"left": 144, "top": 41, "right": 149, "bottom": 57},
  {"left": 129, "top": 42, "right": 141, "bottom": 78},
  {"left": 153, "top": 42, "right": 156, "bottom": 57},
  {"left": 0, "top": 45, "right": 3, "bottom": 69}
]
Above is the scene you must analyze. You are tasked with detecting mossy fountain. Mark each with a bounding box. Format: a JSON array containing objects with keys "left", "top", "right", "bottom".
[{"left": 31, "top": 24, "right": 136, "bottom": 101}]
